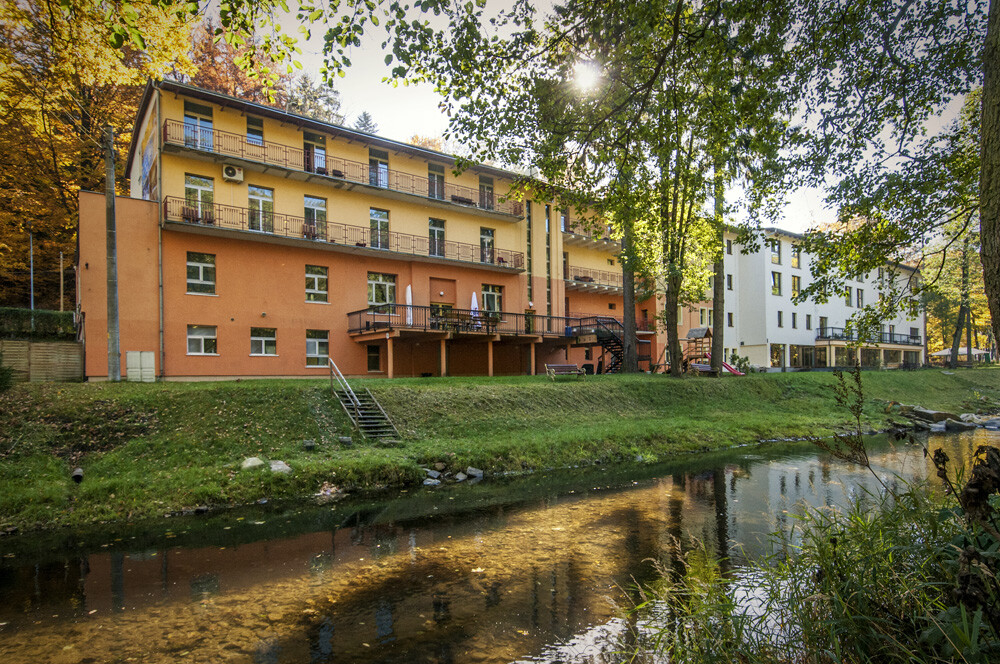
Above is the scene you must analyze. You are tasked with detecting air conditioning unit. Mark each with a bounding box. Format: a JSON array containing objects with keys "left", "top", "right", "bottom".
[{"left": 222, "top": 165, "right": 244, "bottom": 182}]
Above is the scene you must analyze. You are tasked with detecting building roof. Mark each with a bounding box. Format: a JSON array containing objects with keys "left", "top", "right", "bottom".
[{"left": 125, "top": 79, "right": 523, "bottom": 183}]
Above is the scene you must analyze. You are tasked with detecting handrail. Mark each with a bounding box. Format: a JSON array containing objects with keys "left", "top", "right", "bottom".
[
  {"left": 328, "top": 357, "right": 360, "bottom": 409},
  {"left": 163, "top": 119, "right": 524, "bottom": 217},
  {"left": 162, "top": 196, "right": 525, "bottom": 269},
  {"left": 564, "top": 265, "right": 623, "bottom": 288}
]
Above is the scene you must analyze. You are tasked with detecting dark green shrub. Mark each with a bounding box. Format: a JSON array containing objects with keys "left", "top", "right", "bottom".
[
  {"left": 0, "top": 307, "right": 75, "bottom": 341},
  {"left": 0, "top": 352, "right": 12, "bottom": 392}
]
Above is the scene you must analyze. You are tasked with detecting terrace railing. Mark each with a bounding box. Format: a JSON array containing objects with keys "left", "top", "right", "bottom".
[
  {"left": 816, "top": 326, "right": 922, "bottom": 346},
  {"left": 163, "top": 120, "right": 524, "bottom": 217},
  {"left": 564, "top": 265, "right": 623, "bottom": 288},
  {"left": 163, "top": 196, "right": 524, "bottom": 269}
]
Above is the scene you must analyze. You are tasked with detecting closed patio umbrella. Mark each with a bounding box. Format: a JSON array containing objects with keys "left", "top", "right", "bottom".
[{"left": 405, "top": 284, "right": 413, "bottom": 326}]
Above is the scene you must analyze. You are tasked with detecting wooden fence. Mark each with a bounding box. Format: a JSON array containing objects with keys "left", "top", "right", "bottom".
[{"left": 0, "top": 339, "right": 84, "bottom": 383}]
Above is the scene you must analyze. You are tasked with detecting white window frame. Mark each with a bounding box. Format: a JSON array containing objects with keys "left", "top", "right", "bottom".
[
  {"left": 368, "top": 272, "right": 396, "bottom": 309},
  {"left": 429, "top": 218, "right": 446, "bottom": 257},
  {"left": 187, "top": 325, "right": 217, "bottom": 355},
  {"left": 771, "top": 271, "right": 782, "bottom": 296},
  {"left": 305, "top": 265, "right": 328, "bottom": 302},
  {"left": 304, "top": 196, "right": 326, "bottom": 238},
  {"left": 482, "top": 284, "right": 503, "bottom": 312},
  {"left": 184, "top": 174, "right": 214, "bottom": 218},
  {"left": 370, "top": 208, "right": 390, "bottom": 249},
  {"left": 250, "top": 327, "right": 277, "bottom": 356},
  {"left": 248, "top": 185, "right": 274, "bottom": 232},
  {"left": 306, "top": 330, "right": 329, "bottom": 366},
  {"left": 186, "top": 252, "right": 216, "bottom": 294}
]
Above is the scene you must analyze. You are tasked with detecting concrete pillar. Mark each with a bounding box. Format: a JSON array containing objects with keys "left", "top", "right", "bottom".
[
  {"left": 529, "top": 342, "right": 536, "bottom": 375},
  {"left": 487, "top": 340, "right": 494, "bottom": 377},
  {"left": 440, "top": 339, "right": 447, "bottom": 377},
  {"left": 386, "top": 336, "right": 394, "bottom": 379}
]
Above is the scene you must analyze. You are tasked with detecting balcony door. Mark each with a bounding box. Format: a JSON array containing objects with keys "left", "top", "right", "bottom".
[
  {"left": 480, "top": 227, "right": 495, "bottom": 264},
  {"left": 370, "top": 208, "right": 390, "bottom": 249},
  {"left": 369, "top": 148, "right": 389, "bottom": 188},
  {"left": 183, "top": 101, "right": 213, "bottom": 151},
  {"left": 428, "top": 218, "right": 445, "bottom": 257},
  {"left": 248, "top": 186, "right": 274, "bottom": 232}
]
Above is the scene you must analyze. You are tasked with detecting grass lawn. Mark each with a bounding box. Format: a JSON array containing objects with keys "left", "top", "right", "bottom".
[{"left": 2, "top": 367, "right": 999, "bottom": 531}]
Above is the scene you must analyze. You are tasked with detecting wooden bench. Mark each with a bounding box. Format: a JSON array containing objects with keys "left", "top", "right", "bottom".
[{"left": 545, "top": 363, "right": 585, "bottom": 380}]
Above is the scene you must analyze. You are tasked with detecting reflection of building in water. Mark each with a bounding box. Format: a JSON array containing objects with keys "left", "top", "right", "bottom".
[{"left": 1, "top": 432, "right": 994, "bottom": 664}]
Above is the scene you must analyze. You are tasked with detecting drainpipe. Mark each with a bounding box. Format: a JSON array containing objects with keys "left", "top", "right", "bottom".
[{"left": 156, "top": 88, "right": 166, "bottom": 379}]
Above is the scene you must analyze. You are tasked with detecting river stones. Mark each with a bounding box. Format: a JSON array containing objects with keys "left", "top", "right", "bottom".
[
  {"left": 241, "top": 457, "right": 265, "bottom": 470},
  {"left": 944, "top": 418, "right": 977, "bottom": 432},
  {"left": 269, "top": 460, "right": 292, "bottom": 474}
]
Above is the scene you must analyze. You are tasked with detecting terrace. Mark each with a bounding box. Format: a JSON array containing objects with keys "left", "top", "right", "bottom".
[
  {"left": 163, "top": 120, "right": 524, "bottom": 219},
  {"left": 816, "top": 326, "right": 922, "bottom": 346},
  {"left": 563, "top": 265, "right": 623, "bottom": 292},
  {"left": 162, "top": 196, "right": 525, "bottom": 271}
]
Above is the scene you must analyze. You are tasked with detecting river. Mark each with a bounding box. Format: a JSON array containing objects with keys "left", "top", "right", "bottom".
[{"left": 0, "top": 429, "right": 993, "bottom": 664}]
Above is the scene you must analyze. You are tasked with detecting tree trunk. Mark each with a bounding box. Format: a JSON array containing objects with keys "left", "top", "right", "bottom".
[
  {"left": 980, "top": 0, "right": 1000, "bottom": 362},
  {"left": 950, "top": 305, "right": 966, "bottom": 369},
  {"left": 665, "top": 277, "right": 684, "bottom": 377},
  {"left": 711, "top": 162, "right": 725, "bottom": 375},
  {"left": 621, "top": 214, "right": 639, "bottom": 373}
]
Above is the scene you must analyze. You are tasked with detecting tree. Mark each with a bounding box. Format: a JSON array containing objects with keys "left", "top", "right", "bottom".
[
  {"left": 0, "top": 0, "right": 193, "bottom": 308},
  {"left": 354, "top": 111, "right": 378, "bottom": 134},
  {"left": 408, "top": 134, "right": 447, "bottom": 152},
  {"left": 185, "top": 21, "right": 291, "bottom": 105},
  {"left": 285, "top": 74, "right": 343, "bottom": 124}
]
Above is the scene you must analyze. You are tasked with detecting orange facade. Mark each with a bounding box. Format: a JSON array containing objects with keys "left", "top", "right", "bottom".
[{"left": 79, "top": 81, "right": 674, "bottom": 380}]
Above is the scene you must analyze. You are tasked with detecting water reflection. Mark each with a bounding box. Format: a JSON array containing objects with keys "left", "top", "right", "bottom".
[{"left": 0, "top": 430, "right": 992, "bottom": 664}]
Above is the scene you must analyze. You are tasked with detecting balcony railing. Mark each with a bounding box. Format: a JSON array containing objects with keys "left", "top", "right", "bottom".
[
  {"left": 163, "top": 120, "right": 524, "bottom": 217},
  {"left": 348, "top": 306, "right": 646, "bottom": 337},
  {"left": 816, "top": 327, "right": 921, "bottom": 346},
  {"left": 563, "top": 222, "right": 616, "bottom": 243},
  {"left": 564, "top": 265, "right": 623, "bottom": 288},
  {"left": 163, "top": 196, "right": 524, "bottom": 269}
]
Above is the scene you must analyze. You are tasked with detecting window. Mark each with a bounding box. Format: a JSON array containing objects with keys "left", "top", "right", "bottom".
[
  {"left": 370, "top": 208, "right": 390, "bottom": 249},
  {"left": 726, "top": 274, "right": 733, "bottom": 290},
  {"left": 608, "top": 258, "right": 615, "bottom": 266},
  {"left": 856, "top": 288, "right": 864, "bottom": 308},
  {"left": 369, "top": 148, "right": 389, "bottom": 188},
  {"left": 727, "top": 312, "right": 734, "bottom": 327},
  {"left": 806, "top": 314, "right": 812, "bottom": 330},
  {"left": 305, "top": 265, "right": 328, "bottom": 302},
  {"left": 791, "top": 246, "right": 801, "bottom": 269},
  {"left": 428, "top": 163, "right": 445, "bottom": 199},
  {"left": 480, "top": 227, "right": 495, "bottom": 263},
  {"left": 482, "top": 284, "right": 503, "bottom": 312},
  {"left": 186, "top": 252, "right": 215, "bottom": 294},
  {"left": 791, "top": 275, "right": 801, "bottom": 298},
  {"left": 304, "top": 196, "right": 326, "bottom": 240},
  {"left": 819, "top": 316, "right": 828, "bottom": 332},
  {"left": 608, "top": 302, "right": 616, "bottom": 310},
  {"left": 726, "top": 239, "right": 733, "bottom": 255},
  {"left": 791, "top": 312, "right": 797, "bottom": 329},
  {"left": 562, "top": 252, "right": 569, "bottom": 279},
  {"left": 368, "top": 272, "right": 396, "bottom": 308},
  {"left": 246, "top": 116, "right": 264, "bottom": 146},
  {"left": 844, "top": 285, "right": 853, "bottom": 307},
  {"left": 187, "top": 325, "right": 217, "bottom": 355},
  {"left": 777, "top": 311, "right": 784, "bottom": 327},
  {"left": 367, "top": 344, "right": 381, "bottom": 372},
  {"left": 699, "top": 308, "right": 713, "bottom": 326},
  {"left": 250, "top": 328, "right": 277, "bottom": 356},
  {"left": 303, "top": 132, "right": 326, "bottom": 174},
  {"left": 183, "top": 101, "right": 213, "bottom": 150},
  {"left": 248, "top": 185, "right": 274, "bottom": 232},
  {"left": 910, "top": 326, "right": 919, "bottom": 339},
  {"left": 769, "top": 239, "right": 781, "bottom": 264},
  {"left": 560, "top": 209, "right": 568, "bottom": 232},
  {"left": 429, "top": 218, "right": 445, "bottom": 257},
  {"left": 306, "top": 330, "right": 329, "bottom": 366},
  {"left": 770, "top": 344, "right": 785, "bottom": 367},
  {"left": 479, "top": 175, "right": 494, "bottom": 210},
  {"left": 771, "top": 271, "right": 782, "bottom": 296},
  {"left": 430, "top": 303, "right": 453, "bottom": 317},
  {"left": 184, "top": 174, "right": 214, "bottom": 218}
]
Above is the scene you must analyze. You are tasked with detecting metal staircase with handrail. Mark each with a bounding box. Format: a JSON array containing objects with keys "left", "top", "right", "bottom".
[{"left": 328, "top": 359, "right": 399, "bottom": 441}]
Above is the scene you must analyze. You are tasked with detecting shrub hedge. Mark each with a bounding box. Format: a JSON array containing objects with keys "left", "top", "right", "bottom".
[{"left": 0, "top": 307, "right": 76, "bottom": 340}]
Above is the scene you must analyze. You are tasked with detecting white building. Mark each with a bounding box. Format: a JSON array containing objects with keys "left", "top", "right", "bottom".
[{"left": 710, "top": 228, "right": 924, "bottom": 370}]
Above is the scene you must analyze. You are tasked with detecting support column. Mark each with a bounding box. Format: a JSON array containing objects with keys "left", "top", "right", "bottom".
[
  {"left": 386, "top": 336, "right": 394, "bottom": 379},
  {"left": 440, "top": 339, "right": 447, "bottom": 377},
  {"left": 529, "top": 342, "right": 536, "bottom": 375},
  {"left": 487, "top": 340, "right": 494, "bottom": 377}
]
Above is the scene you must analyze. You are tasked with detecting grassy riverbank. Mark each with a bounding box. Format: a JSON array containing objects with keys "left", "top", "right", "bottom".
[{"left": 2, "top": 368, "right": 999, "bottom": 531}]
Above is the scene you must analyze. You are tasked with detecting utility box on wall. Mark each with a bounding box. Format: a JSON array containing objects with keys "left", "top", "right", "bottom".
[{"left": 125, "top": 351, "right": 155, "bottom": 382}]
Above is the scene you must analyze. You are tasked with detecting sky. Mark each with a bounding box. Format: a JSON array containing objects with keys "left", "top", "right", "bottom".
[{"left": 280, "top": 5, "right": 962, "bottom": 236}]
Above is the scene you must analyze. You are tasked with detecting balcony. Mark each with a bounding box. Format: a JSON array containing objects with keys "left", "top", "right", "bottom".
[
  {"left": 816, "top": 327, "right": 921, "bottom": 346},
  {"left": 162, "top": 120, "right": 524, "bottom": 218},
  {"left": 561, "top": 222, "right": 619, "bottom": 251},
  {"left": 348, "top": 304, "right": 595, "bottom": 337},
  {"left": 163, "top": 196, "right": 524, "bottom": 271},
  {"left": 564, "top": 265, "right": 623, "bottom": 292}
]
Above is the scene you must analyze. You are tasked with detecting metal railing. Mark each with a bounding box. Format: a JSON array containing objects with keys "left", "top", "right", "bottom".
[
  {"left": 163, "top": 197, "right": 524, "bottom": 269},
  {"left": 564, "top": 265, "right": 623, "bottom": 288},
  {"left": 347, "top": 304, "right": 635, "bottom": 337},
  {"left": 563, "top": 222, "right": 616, "bottom": 243},
  {"left": 163, "top": 119, "right": 524, "bottom": 217},
  {"left": 816, "top": 327, "right": 922, "bottom": 346}
]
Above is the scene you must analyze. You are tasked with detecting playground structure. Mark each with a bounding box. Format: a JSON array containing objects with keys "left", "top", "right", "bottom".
[{"left": 650, "top": 327, "right": 745, "bottom": 375}]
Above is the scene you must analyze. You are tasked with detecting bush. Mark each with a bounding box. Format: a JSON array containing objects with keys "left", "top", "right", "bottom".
[{"left": 0, "top": 307, "right": 75, "bottom": 340}]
